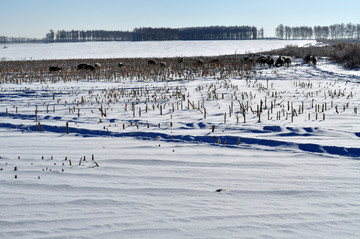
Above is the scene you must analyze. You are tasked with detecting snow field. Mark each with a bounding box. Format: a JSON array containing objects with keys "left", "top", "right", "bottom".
[
  {"left": 0, "top": 40, "right": 360, "bottom": 238},
  {"left": 1, "top": 39, "right": 316, "bottom": 60},
  {"left": 1, "top": 133, "right": 360, "bottom": 239},
  {"left": 1, "top": 58, "right": 359, "bottom": 156}
]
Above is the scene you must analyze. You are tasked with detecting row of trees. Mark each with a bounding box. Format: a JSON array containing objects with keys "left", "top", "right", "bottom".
[
  {"left": 276, "top": 23, "right": 360, "bottom": 40},
  {"left": 45, "top": 29, "right": 132, "bottom": 42},
  {"left": 276, "top": 25, "right": 313, "bottom": 40},
  {"left": 45, "top": 26, "right": 259, "bottom": 43},
  {"left": 178, "top": 26, "right": 258, "bottom": 41},
  {"left": 1, "top": 36, "right": 44, "bottom": 43},
  {"left": 4, "top": 23, "right": 359, "bottom": 43}
]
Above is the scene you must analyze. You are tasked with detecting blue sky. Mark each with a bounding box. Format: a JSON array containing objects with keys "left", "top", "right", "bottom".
[{"left": 1, "top": 0, "right": 359, "bottom": 38}]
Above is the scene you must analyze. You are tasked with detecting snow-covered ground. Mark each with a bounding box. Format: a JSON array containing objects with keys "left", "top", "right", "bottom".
[
  {"left": 1, "top": 42, "right": 360, "bottom": 238},
  {"left": 1, "top": 39, "right": 315, "bottom": 60}
]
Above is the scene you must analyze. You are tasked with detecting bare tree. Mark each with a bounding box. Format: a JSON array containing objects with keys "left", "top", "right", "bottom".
[
  {"left": 258, "top": 27, "right": 264, "bottom": 39},
  {"left": 284, "top": 26, "right": 292, "bottom": 39},
  {"left": 275, "top": 24, "right": 284, "bottom": 39}
]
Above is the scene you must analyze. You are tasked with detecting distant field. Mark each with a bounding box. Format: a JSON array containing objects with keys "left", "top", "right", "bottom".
[{"left": 1, "top": 39, "right": 315, "bottom": 60}]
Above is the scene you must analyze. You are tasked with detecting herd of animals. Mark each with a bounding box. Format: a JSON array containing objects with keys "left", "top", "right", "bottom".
[{"left": 48, "top": 54, "right": 318, "bottom": 72}]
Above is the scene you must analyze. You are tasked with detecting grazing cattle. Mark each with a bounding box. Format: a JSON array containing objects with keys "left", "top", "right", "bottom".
[
  {"left": 84, "top": 64, "right": 95, "bottom": 71},
  {"left": 118, "top": 62, "right": 124, "bottom": 68},
  {"left": 209, "top": 58, "right": 220, "bottom": 64},
  {"left": 257, "top": 56, "right": 268, "bottom": 65},
  {"left": 311, "top": 56, "right": 318, "bottom": 65},
  {"left": 284, "top": 57, "right": 292, "bottom": 67},
  {"left": 159, "top": 62, "right": 167, "bottom": 67},
  {"left": 197, "top": 59, "right": 204, "bottom": 66},
  {"left": 304, "top": 55, "right": 311, "bottom": 64},
  {"left": 148, "top": 59, "right": 157, "bottom": 65},
  {"left": 49, "top": 66, "right": 62, "bottom": 72},
  {"left": 304, "top": 55, "right": 318, "bottom": 65},
  {"left": 275, "top": 56, "right": 285, "bottom": 67},
  {"left": 78, "top": 63, "right": 96, "bottom": 71},
  {"left": 243, "top": 57, "right": 255, "bottom": 64},
  {"left": 94, "top": 63, "right": 101, "bottom": 68},
  {"left": 267, "top": 56, "right": 274, "bottom": 67},
  {"left": 77, "top": 63, "right": 88, "bottom": 70}
]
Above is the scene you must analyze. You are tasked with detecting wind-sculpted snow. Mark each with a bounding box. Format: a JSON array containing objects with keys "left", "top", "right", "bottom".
[
  {"left": 0, "top": 122, "right": 359, "bottom": 158},
  {"left": 1, "top": 54, "right": 360, "bottom": 238},
  {"left": 1, "top": 133, "right": 360, "bottom": 239}
]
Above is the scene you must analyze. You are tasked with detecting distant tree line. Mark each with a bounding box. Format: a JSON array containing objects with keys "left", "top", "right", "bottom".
[
  {"left": 45, "top": 26, "right": 258, "bottom": 43},
  {"left": 275, "top": 23, "right": 360, "bottom": 40},
  {"left": 45, "top": 29, "right": 132, "bottom": 42},
  {"left": 177, "top": 26, "right": 258, "bottom": 40},
  {"left": 1, "top": 36, "right": 45, "bottom": 43}
]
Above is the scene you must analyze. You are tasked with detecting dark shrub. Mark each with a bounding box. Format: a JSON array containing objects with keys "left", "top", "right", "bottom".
[{"left": 330, "top": 43, "right": 360, "bottom": 68}]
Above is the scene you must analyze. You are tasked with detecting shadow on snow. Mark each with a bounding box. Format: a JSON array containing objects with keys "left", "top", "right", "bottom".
[{"left": 0, "top": 122, "right": 359, "bottom": 159}]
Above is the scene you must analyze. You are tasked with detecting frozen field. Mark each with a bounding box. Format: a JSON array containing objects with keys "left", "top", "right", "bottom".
[
  {"left": 0, "top": 42, "right": 360, "bottom": 238},
  {"left": 1, "top": 39, "right": 316, "bottom": 60}
]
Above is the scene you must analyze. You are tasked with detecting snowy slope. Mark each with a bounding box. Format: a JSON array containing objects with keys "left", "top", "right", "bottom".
[{"left": 1, "top": 43, "right": 360, "bottom": 238}]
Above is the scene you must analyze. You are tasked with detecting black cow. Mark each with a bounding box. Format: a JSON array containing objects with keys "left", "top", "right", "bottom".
[
  {"left": 284, "top": 57, "right": 292, "bottom": 67},
  {"left": 257, "top": 56, "right": 268, "bottom": 65},
  {"left": 78, "top": 63, "right": 95, "bottom": 71},
  {"left": 275, "top": 56, "right": 285, "bottom": 67},
  {"left": 77, "top": 63, "right": 88, "bottom": 70},
  {"left": 209, "top": 58, "right": 220, "bottom": 64},
  {"left": 84, "top": 64, "right": 95, "bottom": 71},
  {"left": 148, "top": 59, "right": 157, "bottom": 65},
  {"left": 304, "top": 55, "right": 318, "bottom": 65},
  {"left": 197, "top": 59, "right": 204, "bottom": 66},
  {"left": 304, "top": 55, "right": 311, "bottom": 64},
  {"left": 243, "top": 57, "right": 255, "bottom": 64},
  {"left": 267, "top": 56, "right": 274, "bottom": 67},
  {"left": 311, "top": 56, "right": 318, "bottom": 65},
  {"left": 49, "top": 66, "right": 62, "bottom": 72}
]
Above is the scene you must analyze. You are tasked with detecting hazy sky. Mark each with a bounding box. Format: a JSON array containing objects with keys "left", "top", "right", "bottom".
[{"left": 1, "top": 0, "right": 359, "bottom": 38}]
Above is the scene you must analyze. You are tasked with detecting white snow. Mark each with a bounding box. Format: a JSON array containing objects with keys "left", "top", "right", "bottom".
[
  {"left": 1, "top": 39, "right": 315, "bottom": 60},
  {"left": 1, "top": 41, "right": 360, "bottom": 238}
]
